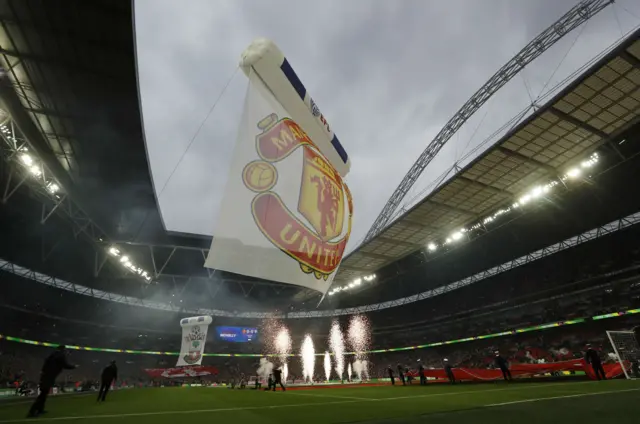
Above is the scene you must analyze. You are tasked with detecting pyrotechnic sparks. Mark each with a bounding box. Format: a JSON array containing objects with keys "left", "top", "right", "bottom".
[
  {"left": 274, "top": 326, "right": 292, "bottom": 361},
  {"left": 300, "top": 334, "right": 315, "bottom": 383},
  {"left": 347, "top": 315, "right": 371, "bottom": 360},
  {"left": 263, "top": 319, "right": 292, "bottom": 373},
  {"left": 282, "top": 362, "right": 289, "bottom": 383},
  {"left": 348, "top": 362, "right": 352, "bottom": 381},
  {"left": 329, "top": 320, "right": 345, "bottom": 380},
  {"left": 353, "top": 359, "right": 365, "bottom": 381},
  {"left": 324, "top": 351, "right": 331, "bottom": 381}
]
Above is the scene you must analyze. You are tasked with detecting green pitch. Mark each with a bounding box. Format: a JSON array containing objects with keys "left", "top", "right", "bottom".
[{"left": 1, "top": 379, "right": 639, "bottom": 424}]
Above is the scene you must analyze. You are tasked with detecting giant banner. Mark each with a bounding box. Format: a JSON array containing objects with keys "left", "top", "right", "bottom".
[
  {"left": 239, "top": 39, "right": 350, "bottom": 178},
  {"left": 176, "top": 316, "right": 212, "bottom": 367},
  {"left": 204, "top": 61, "right": 353, "bottom": 294}
]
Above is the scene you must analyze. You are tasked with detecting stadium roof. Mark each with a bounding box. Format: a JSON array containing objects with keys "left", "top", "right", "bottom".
[
  {"left": 336, "top": 29, "right": 640, "bottom": 284},
  {"left": 0, "top": 0, "right": 162, "bottom": 241}
]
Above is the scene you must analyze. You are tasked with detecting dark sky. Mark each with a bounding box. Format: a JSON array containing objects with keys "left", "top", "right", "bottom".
[{"left": 135, "top": 0, "right": 640, "bottom": 251}]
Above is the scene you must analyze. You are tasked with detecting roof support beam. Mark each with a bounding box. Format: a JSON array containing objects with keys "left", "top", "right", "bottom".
[
  {"left": 497, "top": 146, "right": 557, "bottom": 173},
  {"left": 377, "top": 236, "right": 422, "bottom": 248},
  {"left": 24, "top": 107, "right": 79, "bottom": 120},
  {"left": 395, "top": 218, "right": 441, "bottom": 233},
  {"left": 357, "top": 251, "right": 395, "bottom": 261},
  {"left": 338, "top": 264, "right": 372, "bottom": 273},
  {"left": 620, "top": 51, "right": 640, "bottom": 69},
  {"left": 428, "top": 200, "right": 477, "bottom": 218},
  {"left": 0, "top": 48, "right": 120, "bottom": 81},
  {"left": 549, "top": 107, "right": 609, "bottom": 139},
  {"left": 457, "top": 175, "right": 511, "bottom": 197}
]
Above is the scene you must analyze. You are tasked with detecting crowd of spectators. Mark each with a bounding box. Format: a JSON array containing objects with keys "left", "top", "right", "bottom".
[
  {"left": 1, "top": 224, "right": 639, "bottom": 393},
  {"left": 2, "top": 314, "right": 637, "bottom": 390}
]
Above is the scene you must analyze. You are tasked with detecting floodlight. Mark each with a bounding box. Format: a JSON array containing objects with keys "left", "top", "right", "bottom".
[
  {"left": 519, "top": 194, "right": 531, "bottom": 205},
  {"left": 354, "top": 278, "right": 362, "bottom": 285},
  {"left": 20, "top": 153, "right": 33, "bottom": 166},
  {"left": 567, "top": 168, "right": 581, "bottom": 179},
  {"left": 47, "top": 183, "right": 60, "bottom": 193},
  {"left": 451, "top": 231, "right": 463, "bottom": 241},
  {"left": 531, "top": 186, "right": 543, "bottom": 198},
  {"left": 108, "top": 247, "right": 120, "bottom": 256},
  {"left": 29, "top": 165, "right": 42, "bottom": 176},
  {"left": 119, "top": 255, "right": 129, "bottom": 263},
  {"left": 427, "top": 243, "right": 437, "bottom": 252}
]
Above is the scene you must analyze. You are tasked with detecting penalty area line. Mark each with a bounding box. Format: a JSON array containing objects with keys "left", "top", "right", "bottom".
[{"left": 485, "top": 387, "right": 640, "bottom": 407}]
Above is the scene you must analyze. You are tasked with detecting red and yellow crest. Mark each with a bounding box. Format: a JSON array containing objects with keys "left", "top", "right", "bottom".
[{"left": 242, "top": 114, "right": 353, "bottom": 281}]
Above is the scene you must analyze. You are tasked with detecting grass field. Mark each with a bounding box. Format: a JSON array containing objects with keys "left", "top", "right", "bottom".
[{"left": 1, "top": 379, "right": 639, "bottom": 424}]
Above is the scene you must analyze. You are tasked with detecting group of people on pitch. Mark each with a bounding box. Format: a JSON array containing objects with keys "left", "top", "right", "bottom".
[
  {"left": 386, "top": 346, "right": 615, "bottom": 385},
  {"left": 388, "top": 352, "right": 512, "bottom": 385},
  {"left": 26, "top": 345, "right": 118, "bottom": 418}
]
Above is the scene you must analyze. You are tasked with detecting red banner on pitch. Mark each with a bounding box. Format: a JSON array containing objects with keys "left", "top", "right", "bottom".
[{"left": 144, "top": 366, "right": 219, "bottom": 379}]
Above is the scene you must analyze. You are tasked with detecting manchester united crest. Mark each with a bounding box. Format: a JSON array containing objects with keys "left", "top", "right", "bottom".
[{"left": 241, "top": 114, "right": 353, "bottom": 281}]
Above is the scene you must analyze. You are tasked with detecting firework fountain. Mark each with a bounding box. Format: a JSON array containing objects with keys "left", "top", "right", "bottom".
[
  {"left": 348, "top": 315, "right": 371, "bottom": 381},
  {"left": 301, "top": 334, "right": 316, "bottom": 383},
  {"left": 282, "top": 362, "right": 289, "bottom": 383},
  {"left": 329, "top": 320, "right": 345, "bottom": 381},
  {"left": 323, "top": 351, "right": 331, "bottom": 381},
  {"left": 274, "top": 326, "right": 292, "bottom": 366},
  {"left": 352, "top": 359, "right": 370, "bottom": 381},
  {"left": 348, "top": 362, "right": 352, "bottom": 381}
]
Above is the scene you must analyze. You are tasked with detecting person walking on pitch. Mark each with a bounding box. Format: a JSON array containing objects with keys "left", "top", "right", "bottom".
[
  {"left": 494, "top": 351, "right": 512, "bottom": 381},
  {"left": 585, "top": 344, "right": 606, "bottom": 380},
  {"left": 272, "top": 367, "right": 286, "bottom": 391},
  {"left": 397, "top": 364, "right": 405, "bottom": 385},
  {"left": 27, "top": 345, "right": 77, "bottom": 418},
  {"left": 443, "top": 359, "right": 456, "bottom": 384},
  {"left": 418, "top": 360, "right": 426, "bottom": 385},
  {"left": 97, "top": 360, "right": 118, "bottom": 402},
  {"left": 387, "top": 365, "right": 395, "bottom": 385}
]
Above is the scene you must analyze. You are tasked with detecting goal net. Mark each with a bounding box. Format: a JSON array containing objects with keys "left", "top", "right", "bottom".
[{"left": 606, "top": 330, "right": 640, "bottom": 379}]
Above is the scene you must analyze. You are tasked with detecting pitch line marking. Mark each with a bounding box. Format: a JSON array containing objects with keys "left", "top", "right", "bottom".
[
  {"left": 285, "top": 391, "right": 374, "bottom": 401},
  {"left": 0, "top": 399, "right": 362, "bottom": 423},
  {"left": 0, "top": 381, "right": 628, "bottom": 423},
  {"left": 485, "top": 387, "right": 640, "bottom": 407},
  {"left": 0, "top": 394, "right": 92, "bottom": 409},
  {"left": 381, "top": 380, "right": 594, "bottom": 401}
]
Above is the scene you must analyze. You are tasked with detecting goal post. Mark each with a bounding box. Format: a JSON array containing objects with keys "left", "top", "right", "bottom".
[{"left": 606, "top": 330, "right": 640, "bottom": 380}]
